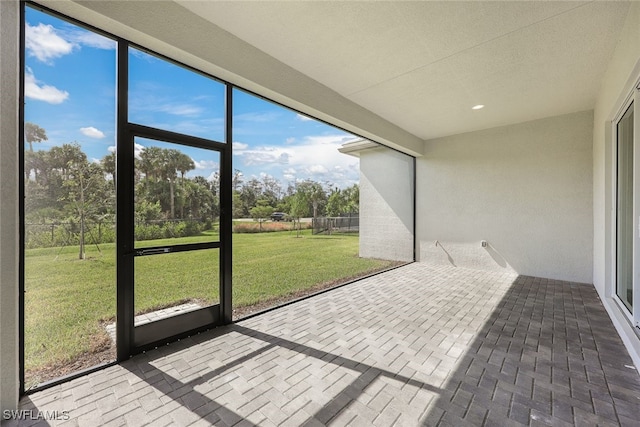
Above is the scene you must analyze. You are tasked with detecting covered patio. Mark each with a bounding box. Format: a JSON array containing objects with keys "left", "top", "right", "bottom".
[
  {"left": 8, "top": 264, "right": 640, "bottom": 426},
  {"left": 3, "top": 1, "right": 640, "bottom": 424}
]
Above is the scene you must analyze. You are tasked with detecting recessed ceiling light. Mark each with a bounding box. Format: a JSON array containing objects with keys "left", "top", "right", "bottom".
[{"left": 472, "top": 104, "right": 485, "bottom": 110}]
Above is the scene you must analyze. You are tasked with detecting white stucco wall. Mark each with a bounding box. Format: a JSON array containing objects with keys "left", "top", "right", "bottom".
[
  {"left": 359, "top": 147, "right": 414, "bottom": 262},
  {"left": 593, "top": 3, "right": 640, "bottom": 296},
  {"left": 417, "top": 110, "right": 593, "bottom": 283},
  {"left": 592, "top": 2, "right": 640, "bottom": 368},
  {"left": 0, "top": 0, "right": 20, "bottom": 413}
]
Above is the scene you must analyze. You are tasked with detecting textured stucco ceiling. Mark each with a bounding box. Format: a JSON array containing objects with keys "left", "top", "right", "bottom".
[{"left": 176, "top": 1, "right": 630, "bottom": 141}]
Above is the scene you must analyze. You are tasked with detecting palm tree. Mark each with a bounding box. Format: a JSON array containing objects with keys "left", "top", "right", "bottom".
[
  {"left": 138, "top": 146, "right": 164, "bottom": 182},
  {"left": 161, "top": 149, "right": 182, "bottom": 219},
  {"left": 101, "top": 152, "right": 116, "bottom": 189},
  {"left": 175, "top": 152, "right": 195, "bottom": 218},
  {"left": 25, "top": 122, "right": 47, "bottom": 152},
  {"left": 139, "top": 147, "right": 195, "bottom": 219},
  {"left": 49, "top": 143, "right": 87, "bottom": 181}
]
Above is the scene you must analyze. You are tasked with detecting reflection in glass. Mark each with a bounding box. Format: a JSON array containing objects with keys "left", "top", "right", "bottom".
[{"left": 129, "top": 47, "right": 225, "bottom": 141}]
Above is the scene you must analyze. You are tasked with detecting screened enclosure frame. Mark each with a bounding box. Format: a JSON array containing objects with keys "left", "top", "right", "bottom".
[{"left": 18, "top": 0, "right": 417, "bottom": 395}]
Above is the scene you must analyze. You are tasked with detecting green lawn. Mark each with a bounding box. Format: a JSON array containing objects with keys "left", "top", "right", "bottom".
[{"left": 25, "top": 229, "right": 396, "bottom": 382}]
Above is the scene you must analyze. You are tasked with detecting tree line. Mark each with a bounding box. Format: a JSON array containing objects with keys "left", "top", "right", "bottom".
[
  {"left": 24, "top": 123, "right": 359, "bottom": 255},
  {"left": 233, "top": 171, "right": 359, "bottom": 222}
]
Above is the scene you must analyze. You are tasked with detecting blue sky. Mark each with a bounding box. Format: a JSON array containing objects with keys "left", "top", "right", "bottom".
[{"left": 24, "top": 6, "right": 360, "bottom": 189}]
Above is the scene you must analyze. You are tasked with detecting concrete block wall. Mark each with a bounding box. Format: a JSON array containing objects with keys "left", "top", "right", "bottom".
[{"left": 359, "top": 147, "right": 414, "bottom": 262}]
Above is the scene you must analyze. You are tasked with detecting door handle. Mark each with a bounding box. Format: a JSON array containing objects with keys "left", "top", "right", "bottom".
[{"left": 135, "top": 247, "right": 171, "bottom": 256}]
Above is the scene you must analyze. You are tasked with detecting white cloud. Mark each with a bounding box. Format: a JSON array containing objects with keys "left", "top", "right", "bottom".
[
  {"left": 278, "top": 154, "right": 292, "bottom": 164},
  {"left": 309, "top": 165, "right": 328, "bottom": 174},
  {"left": 235, "top": 111, "right": 280, "bottom": 123},
  {"left": 241, "top": 150, "right": 291, "bottom": 166},
  {"left": 26, "top": 22, "right": 115, "bottom": 64},
  {"left": 62, "top": 29, "right": 115, "bottom": 50},
  {"left": 128, "top": 85, "right": 207, "bottom": 119},
  {"left": 26, "top": 23, "right": 74, "bottom": 63},
  {"left": 80, "top": 126, "right": 105, "bottom": 139},
  {"left": 296, "top": 113, "right": 314, "bottom": 122},
  {"left": 233, "top": 133, "right": 360, "bottom": 187},
  {"left": 134, "top": 143, "right": 145, "bottom": 159},
  {"left": 286, "top": 135, "right": 359, "bottom": 187},
  {"left": 282, "top": 168, "right": 297, "bottom": 181},
  {"left": 107, "top": 143, "right": 144, "bottom": 158},
  {"left": 285, "top": 137, "right": 295, "bottom": 144},
  {"left": 25, "top": 70, "right": 69, "bottom": 104},
  {"left": 133, "top": 101, "right": 203, "bottom": 118},
  {"left": 193, "top": 159, "right": 219, "bottom": 170},
  {"left": 233, "top": 142, "right": 248, "bottom": 150},
  {"left": 149, "top": 118, "right": 223, "bottom": 138},
  {"left": 157, "top": 103, "right": 202, "bottom": 117}
]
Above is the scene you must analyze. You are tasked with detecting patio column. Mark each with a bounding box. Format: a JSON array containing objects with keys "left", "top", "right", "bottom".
[{"left": 0, "top": 0, "right": 20, "bottom": 412}]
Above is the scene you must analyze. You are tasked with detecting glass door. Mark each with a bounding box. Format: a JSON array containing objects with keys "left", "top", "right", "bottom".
[
  {"left": 617, "top": 102, "right": 634, "bottom": 312},
  {"left": 616, "top": 89, "right": 640, "bottom": 329},
  {"left": 116, "top": 43, "right": 232, "bottom": 359},
  {"left": 133, "top": 134, "right": 223, "bottom": 347},
  {"left": 117, "top": 126, "right": 228, "bottom": 354}
]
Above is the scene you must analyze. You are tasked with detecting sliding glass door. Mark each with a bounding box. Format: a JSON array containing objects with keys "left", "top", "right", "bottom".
[
  {"left": 616, "top": 88, "right": 640, "bottom": 328},
  {"left": 617, "top": 102, "right": 634, "bottom": 312}
]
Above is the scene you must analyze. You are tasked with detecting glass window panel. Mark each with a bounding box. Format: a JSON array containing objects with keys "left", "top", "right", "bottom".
[
  {"left": 23, "top": 6, "right": 117, "bottom": 388},
  {"left": 231, "top": 88, "right": 409, "bottom": 320},
  {"left": 134, "top": 137, "right": 220, "bottom": 248},
  {"left": 617, "top": 101, "right": 634, "bottom": 311},
  {"left": 128, "top": 47, "right": 225, "bottom": 142},
  {"left": 134, "top": 249, "right": 219, "bottom": 324}
]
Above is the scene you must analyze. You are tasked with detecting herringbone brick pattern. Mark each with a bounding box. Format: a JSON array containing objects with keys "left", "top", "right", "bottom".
[{"left": 8, "top": 264, "right": 640, "bottom": 426}]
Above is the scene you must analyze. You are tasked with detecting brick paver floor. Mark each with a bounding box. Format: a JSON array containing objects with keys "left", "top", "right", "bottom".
[{"left": 7, "top": 264, "right": 640, "bottom": 426}]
